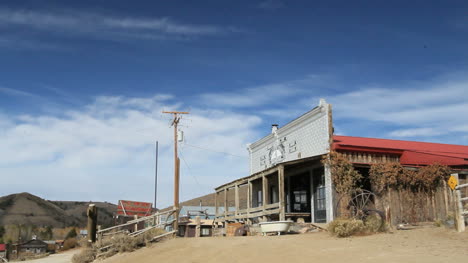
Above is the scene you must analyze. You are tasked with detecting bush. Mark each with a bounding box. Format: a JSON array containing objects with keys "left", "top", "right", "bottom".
[
  {"left": 328, "top": 219, "right": 365, "bottom": 237},
  {"left": 72, "top": 248, "right": 96, "bottom": 263},
  {"left": 109, "top": 234, "right": 138, "bottom": 253},
  {"left": 95, "top": 228, "right": 167, "bottom": 259},
  {"left": 364, "top": 214, "right": 386, "bottom": 232},
  {"left": 329, "top": 216, "right": 386, "bottom": 237},
  {"left": 63, "top": 238, "right": 78, "bottom": 250},
  {"left": 66, "top": 228, "right": 78, "bottom": 239}
]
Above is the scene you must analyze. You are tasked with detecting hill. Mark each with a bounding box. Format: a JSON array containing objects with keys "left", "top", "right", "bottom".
[{"left": 0, "top": 192, "right": 116, "bottom": 228}]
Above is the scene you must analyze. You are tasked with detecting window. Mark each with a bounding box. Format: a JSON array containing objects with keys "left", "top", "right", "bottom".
[
  {"left": 257, "top": 190, "right": 263, "bottom": 206},
  {"left": 201, "top": 228, "right": 210, "bottom": 236},
  {"left": 270, "top": 185, "right": 278, "bottom": 203}
]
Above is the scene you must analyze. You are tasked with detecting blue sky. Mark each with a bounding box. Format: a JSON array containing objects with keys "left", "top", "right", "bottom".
[{"left": 1, "top": 0, "right": 467, "bottom": 207}]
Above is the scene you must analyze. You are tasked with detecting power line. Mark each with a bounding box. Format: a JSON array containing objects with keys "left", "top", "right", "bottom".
[
  {"left": 181, "top": 142, "right": 248, "bottom": 158},
  {"left": 178, "top": 149, "right": 203, "bottom": 191}
]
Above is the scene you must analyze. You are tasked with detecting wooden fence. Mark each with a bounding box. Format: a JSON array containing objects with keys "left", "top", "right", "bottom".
[
  {"left": 334, "top": 175, "right": 468, "bottom": 226},
  {"left": 383, "top": 184, "right": 454, "bottom": 224}
]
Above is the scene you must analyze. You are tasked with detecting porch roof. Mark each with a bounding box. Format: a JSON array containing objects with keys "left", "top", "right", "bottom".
[{"left": 215, "top": 154, "right": 323, "bottom": 191}]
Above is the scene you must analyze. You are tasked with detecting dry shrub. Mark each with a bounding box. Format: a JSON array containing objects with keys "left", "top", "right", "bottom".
[
  {"left": 328, "top": 218, "right": 365, "bottom": 237},
  {"left": 135, "top": 228, "right": 166, "bottom": 246},
  {"left": 370, "top": 162, "right": 451, "bottom": 195},
  {"left": 414, "top": 164, "right": 451, "bottom": 193},
  {"left": 323, "top": 151, "right": 362, "bottom": 195},
  {"left": 369, "top": 162, "right": 406, "bottom": 194},
  {"left": 363, "top": 214, "right": 386, "bottom": 232},
  {"left": 110, "top": 234, "right": 139, "bottom": 253},
  {"left": 79, "top": 238, "right": 90, "bottom": 248},
  {"left": 95, "top": 227, "right": 167, "bottom": 260},
  {"left": 72, "top": 248, "right": 96, "bottom": 263},
  {"left": 329, "top": 215, "right": 386, "bottom": 238},
  {"left": 63, "top": 238, "right": 78, "bottom": 250}
]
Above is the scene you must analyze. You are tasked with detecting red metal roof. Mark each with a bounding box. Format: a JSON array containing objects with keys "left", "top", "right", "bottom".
[
  {"left": 333, "top": 135, "right": 468, "bottom": 166},
  {"left": 0, "top": 244, "right": 5, "bottom": 251}
]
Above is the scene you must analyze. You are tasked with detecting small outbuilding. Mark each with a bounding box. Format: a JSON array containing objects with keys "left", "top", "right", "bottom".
[{"left": 0, "top": 244, "right": 6, "bottom": 260}]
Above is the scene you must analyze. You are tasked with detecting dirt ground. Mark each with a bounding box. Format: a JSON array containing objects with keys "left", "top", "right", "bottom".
[
  {"left": 100, "top": 227, "right": 468, "bottom": 263},
  {"left": 22, "top": 249, "right": 79, "bottom": 263}
]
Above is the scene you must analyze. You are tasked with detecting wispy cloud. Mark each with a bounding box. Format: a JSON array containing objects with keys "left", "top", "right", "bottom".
[
  {"left": 199, "top": 74, "right": 328, "bottom": 108},
  {"left": 0, "top": 86, "right": 38, "bottom": 97},
  {"left": 329, "top": 81, "right": 468, "bottom": 126},
  {"left": 388, "top": 128, "right": 443, "bottom": 138},
  {"left": 0, "top": 8, "right": 237, "bottom": 43}
]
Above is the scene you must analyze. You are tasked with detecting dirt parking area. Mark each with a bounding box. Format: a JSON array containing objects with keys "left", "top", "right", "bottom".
[{"left": 100, "top": 227, "right": 468, "bottom": 263}]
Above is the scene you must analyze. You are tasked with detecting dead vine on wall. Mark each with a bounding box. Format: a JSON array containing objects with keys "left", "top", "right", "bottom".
[
  {"left": 369, "top": 163, "right": 451, "bottom": 194},
  {"left": 322, "top": 151, "right": 362, "bottom": 195}
]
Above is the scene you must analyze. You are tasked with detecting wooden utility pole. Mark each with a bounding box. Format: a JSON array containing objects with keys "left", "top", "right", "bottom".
[
  {"left": 154, "top": 141, "right": 158, "bottom": 211},
  {"left": 162, "top": 111, "right": 189, "bottom": 233}
]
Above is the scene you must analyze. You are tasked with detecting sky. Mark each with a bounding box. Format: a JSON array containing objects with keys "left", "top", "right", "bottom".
[{"left": 1, "top": 0, "right": 467, "bottom": 207}]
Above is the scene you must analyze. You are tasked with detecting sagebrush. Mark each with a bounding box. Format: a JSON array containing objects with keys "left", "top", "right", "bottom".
[
  {"left": 328, "top": 218, "right": 365, "bottom": 237},
  {"left": 328, "top": 216, "right": 386, "bottom": 238},
  {"left": 72, "top": 248, "right": 95, "bottom": 263},
  {"left": 73, "top": 228, "right": 167, "bottom": 263}
]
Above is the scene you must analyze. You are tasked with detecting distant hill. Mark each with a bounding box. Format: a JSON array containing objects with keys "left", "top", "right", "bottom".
[
  {"left": 50, "top": 200, "right": 117, "bottom": 228},
  {"left": 0, "top": 192, "right": 116, "bottom": 228}
]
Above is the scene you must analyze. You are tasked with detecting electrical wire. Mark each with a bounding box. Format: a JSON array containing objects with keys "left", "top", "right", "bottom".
[{"left": 178, "top": 149, "right": 203, "bottom": 191}]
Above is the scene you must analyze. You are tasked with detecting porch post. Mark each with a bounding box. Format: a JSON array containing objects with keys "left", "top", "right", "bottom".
[
  {"left": 262, "top": 173, "right": 267, "bottom": 212},
  {"left": 278, "top": 165, "right": 285, "bottom": 221},
  {"left": 324, "top": 164, "right": 334, "bottom": 223},
  {"left": 234, "top": 184, "right": 239, "bottom": 218},
  {"left": 224, "top": 188, "right": 228, "bottom": 220},
  {"left": 247, "top": 181, "right": 251, "bottom": 210},
  {"left": 214, "top": 191, "right": 218, "bottom": 217},
  {"left": 247, "top": 180, "right": 252, "bottom": 224}
]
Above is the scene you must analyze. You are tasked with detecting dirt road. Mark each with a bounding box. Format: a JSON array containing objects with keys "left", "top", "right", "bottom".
[
  {"left": 102, "top": 227, "right": 468, "bottom": 263},
  {"left": 23, "top": 249, "right": 77, "bottom": 263}
]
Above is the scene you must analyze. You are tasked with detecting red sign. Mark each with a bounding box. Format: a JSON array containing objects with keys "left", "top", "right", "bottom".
[{"left": 117, "top": 200, "right": 153, "bottom": 217}]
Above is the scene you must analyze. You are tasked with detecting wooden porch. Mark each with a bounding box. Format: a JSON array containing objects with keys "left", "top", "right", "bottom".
[{"left": 214, "top": 155, "right": 330, "bottom": 224}]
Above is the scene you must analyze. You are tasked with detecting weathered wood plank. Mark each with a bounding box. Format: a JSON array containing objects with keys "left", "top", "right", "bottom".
[
  {"left": 215, "top": 191, "right": 218, "bottom": 216},
  {"left": 224, "top": 188, "right": 228, "bottom": 219},
  {"left": 262, "top": 174, "right": 268, "bottom": 213},
  {"left": 98, "top": 209, "right": 175, "bottom": 234},
  {"left": 456, "top": 183, "right": 468, "bottom": 190},
  {"left": 278, "top": 164, "right": 285, "bottom": 221},
  {"left": 247, "top": 180, "right": 251, "bottom": 218},
  {"left": 235, "top": 184, "right": 239, "bottom": 216}
]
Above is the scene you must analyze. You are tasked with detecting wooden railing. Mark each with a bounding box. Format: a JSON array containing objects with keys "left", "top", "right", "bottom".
[
  {"left": 215, "top": 202, "right": 280, "bottom": 221},
  {"left": 98, "top": 209, "right": 176, "bottom": 237}
]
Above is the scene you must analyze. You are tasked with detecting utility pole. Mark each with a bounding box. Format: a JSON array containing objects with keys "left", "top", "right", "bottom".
[
  {"left": 154, "top": 141, "right": 158, "bottom": 211},
  {"left": 162, "top": 111, "right": 189, "bottom": 233}
]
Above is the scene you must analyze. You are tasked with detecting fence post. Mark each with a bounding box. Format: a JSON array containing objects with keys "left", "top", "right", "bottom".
[
  {"left": 87, "top": 204, "right": 98, "bottom": 244},
  {"left": 453, "top": 173, "right": 465, "bottom": 232},
  {"left": 195, "top": 216, "right": 201, "bottom": 237}
]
